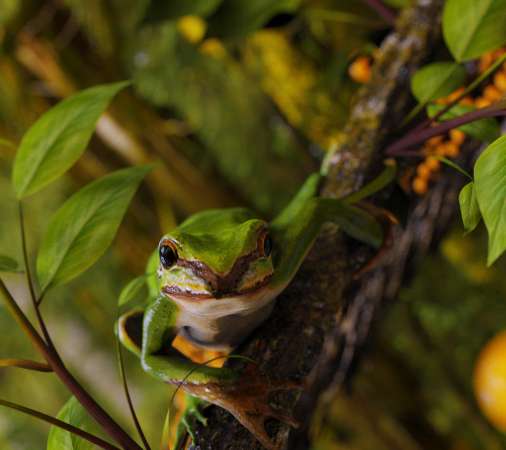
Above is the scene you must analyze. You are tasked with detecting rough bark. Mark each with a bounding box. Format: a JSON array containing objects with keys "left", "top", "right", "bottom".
[{"left": 191, "top": 1, "right": 453, "bottom": 449}]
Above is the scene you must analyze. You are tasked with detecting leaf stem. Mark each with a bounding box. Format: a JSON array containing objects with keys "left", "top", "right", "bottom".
[
  {"left": 0, "top": 278, "right": 143, "bottom": 450},
  {"left": 116, "top": 333, "right": 151, "bottom": 450},
  {"left": 0, "top": 398, "right": 121, "bottom": 450},
  {"left": 18, "top": 202, "right": 53, "bottom": 346},
  {"left": 0, "top": 358, "right": 52, "bottom": 372},
  {"left": 410, "top": 53, "right": 506, "bottom": 133},
  {"left": 386, "top": 104, "right": 506, "bottom": 156}
]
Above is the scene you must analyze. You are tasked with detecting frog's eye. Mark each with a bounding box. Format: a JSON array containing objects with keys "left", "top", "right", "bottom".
[
  {"left": 259, "top": 232, "right": 273, "bottom": 257},
  {"left": 159, "top": 240, "right": 178, "bottom": 269}
]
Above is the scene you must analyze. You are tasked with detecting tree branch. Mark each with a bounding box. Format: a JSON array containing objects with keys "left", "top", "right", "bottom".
[{"left": 193, "top": 1, "right": 447, "bottom": 449}]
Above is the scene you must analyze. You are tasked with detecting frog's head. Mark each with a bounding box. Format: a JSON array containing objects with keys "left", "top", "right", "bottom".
[{"left": 157, "top": 208, "right": 274, "bottom": 300}]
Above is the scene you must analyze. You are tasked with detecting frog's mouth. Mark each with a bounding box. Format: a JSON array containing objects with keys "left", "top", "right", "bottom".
[{"left": 162, "top": 273, "right": 272, "bottom": 300}]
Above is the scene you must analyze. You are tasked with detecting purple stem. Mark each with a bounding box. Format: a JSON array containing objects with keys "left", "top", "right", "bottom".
[
  {"left": 362, "top": 0, "right": 397, "bottom": 25},
  {"left": 386, "top": 106, "right": 506, "bottom": 156}
]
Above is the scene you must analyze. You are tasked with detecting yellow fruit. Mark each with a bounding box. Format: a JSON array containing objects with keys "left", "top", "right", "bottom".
[
  {"left": 474, "top": 331, "right": 506, "bottom": 431},
  {"left": 200, "top": 38, "right": 227, "bottom": 59},
  {"left": 450, "top": 129, "right": 466, "bottom": 145},
  {"left": 177, "top": 15, "right": 207, "bottom": 44},
  {"left": 348, "top": 56, "right": 372, "bottom": 84},
  {"left": 412, "top": 177, "right": 428, "bottom": 195}
]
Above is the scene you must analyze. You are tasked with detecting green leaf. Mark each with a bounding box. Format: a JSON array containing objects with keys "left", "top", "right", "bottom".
[
  {"left": 427, "top": 104, "right": 500, "bottom": 142},
  {"left": 0, "top": 255, "right": 19, "bottom": 272},
  {"left": 142, "top": 0, "right": 222, "bottom": 23},
  {"left": 207, "top": 0, "right": 301, "bottom": 38},
  {"left": 118, "top": 275, "right": 147, "bottom": 307},
  {"left": 319, "top": 199, "right": 383, "bottom": 248},
  {"left": 443, "top": 0, "right": 506, "bottom": 62},
  {"left": 459, "top": 181, "right": 481, "bottom": 233},
  {"left": 12, "top": 81, "right": 129, "bottom": 199},
  {"left": 411, "top": 62, "right": 466, "bottom": 104},
  {"left": 474, "top": 135, "right": 506, "bottom": 265},
  {"left": 434, "top": 156, "right": 472, "bottom": 179},
  {"left": 37, "top": 165, "right": 151, "bottom": 291},
  {"left": 47, "top": 397, "right": 100, "bottom": 450}
]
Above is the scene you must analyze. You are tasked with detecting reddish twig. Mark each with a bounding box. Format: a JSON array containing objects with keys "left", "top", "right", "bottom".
[{"left": 362, "top": 0, "right": 397, "bottom": 25}]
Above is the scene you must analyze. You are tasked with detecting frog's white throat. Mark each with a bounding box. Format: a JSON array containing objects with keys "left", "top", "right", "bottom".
[{"left": 168, "top": 283, "right": 286, "bottom": 351}]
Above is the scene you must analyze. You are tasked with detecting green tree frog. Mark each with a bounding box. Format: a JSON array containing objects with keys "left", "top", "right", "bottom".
[{"left": 118, "top": 166, "right": 394, "bottom": 450}]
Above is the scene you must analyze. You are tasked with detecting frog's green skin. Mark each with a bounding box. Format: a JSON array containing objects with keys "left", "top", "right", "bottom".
[{"left": 118, "top": 170, "right": 390, "bottom": 450}]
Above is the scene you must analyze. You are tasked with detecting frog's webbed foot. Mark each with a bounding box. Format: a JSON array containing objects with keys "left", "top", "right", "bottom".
[{"left": 184, "top": 365, "right": 303, "bottom": 450}]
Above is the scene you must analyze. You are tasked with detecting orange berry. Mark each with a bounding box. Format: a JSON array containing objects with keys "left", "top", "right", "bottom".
[
  {"left": 425, "top": 156, "right": 441, "bottom": 171},
  {"left": 459, "top": 96, "right": 474, "bottom": 106},
  {"left": 450, "top": 128, "right": 466, "bottom": 145},
  {"left": 447, "top": 87, "right": 465, "bottom": 102},
  {"left": 494, "top": 71, "right": 506, "bottom": 92},
  {"left": 427, "top": 135, "right": 443, "bottom": 147},
  {"left": 483, "top": 84, "right": 502, "bottom": 102},
  {"left": 421, "top": 145, "right": 433, "bottom": 156},
  {"left": 435, "top": 142, "right": 448, "bottom": 156},
  {"left": 443, "top": 142, "right": 460, "bottom": 157},
  {"left": 479, "top": 52, "right": 494, "bottom": 72},
  {"left": 417, "top": 163, "right": 431, "bottom": 179},
  {"left": 349, "top": 56, "right": 371, "bottom": 84},
  {"left": 475, "top": 97, "right": 491, "bottom": 108},
  {"left": 412, "top": 177, "right": 428, "bottom": 195},
  {"left": 474, "top": 330, "right": 506, "bottom": 432}
]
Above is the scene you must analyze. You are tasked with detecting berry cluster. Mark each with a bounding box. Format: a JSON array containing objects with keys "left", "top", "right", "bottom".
[{"left": 412, "top": 49, "right": 506, "bottom": 195}]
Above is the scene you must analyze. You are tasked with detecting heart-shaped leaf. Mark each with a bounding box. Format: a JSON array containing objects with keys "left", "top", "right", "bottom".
[
  {"left": 12, "top": 81, "right": 129, "bottom": 199},
  {"left": 443, "top": 0, "right": 506, "bottom": 62},
  {"left": 411, "top": 62, "right": 466, "bottom": 104},
  {"left": 47, "top": 397, "right": 100, "bottom": 450},
  {"left": 0, "top": 255, "right": 20, "bottom": 272},
  {"left": 37, "top": 165, "right": 151, "bottom": 292},
  {"left": 459, "top": 181, "right": 481, "bottom": 233},
  {"left": 427, "top": 104, "right": 500, "bottom": 142},
  {"left": 474, "top": 135, "right": 506, "bottom": 265}
]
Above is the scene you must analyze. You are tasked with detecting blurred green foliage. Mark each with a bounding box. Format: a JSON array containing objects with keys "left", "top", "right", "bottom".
[{"left": 1, "top": 1, "right": 506, "bottom": 449}]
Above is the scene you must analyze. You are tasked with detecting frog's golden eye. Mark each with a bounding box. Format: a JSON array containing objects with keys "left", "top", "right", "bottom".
[
  {"left": 159, "top": 240, "right": 178, "bottom": 269},
  {"left": 259, "top": 232, "right": 273, "bottom": 257}
]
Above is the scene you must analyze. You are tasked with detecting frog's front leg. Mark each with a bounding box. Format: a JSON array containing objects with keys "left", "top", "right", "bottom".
[
  {"left": 117, "top": 306, "right": 210, "bottom": 449},
  {"left": 142, "top": 297, "right": 300, "bottom": 450}
]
